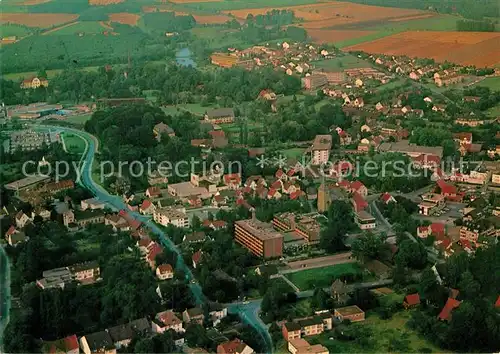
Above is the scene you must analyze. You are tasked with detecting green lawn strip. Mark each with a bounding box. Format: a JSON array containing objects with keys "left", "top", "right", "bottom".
[
  {"left": 285, "top": 263, "right": 363, "bottom": 291},
  {"left": 485, "top": 105, "right": 500, "bottom": 118},
  {"left": 64, "top": 114, "right": 92, "bottom": 125},
  {"left": 48, "top": 21, "right": 104, "bottom": 36},
  {"left": 61, "top": 132, "right": 86, "bottom": 154},
  {"left": 311, "top": 54, "right": 372, "bottom": 71},
  {"left": 0, "top": 24, "right": 31, "bottom": 37},
  {"left": 280, "top": 148, "right": 306, "bottom": 160},
  {"left": 473, "top": 77, "right": 500, "bottom": 90}
]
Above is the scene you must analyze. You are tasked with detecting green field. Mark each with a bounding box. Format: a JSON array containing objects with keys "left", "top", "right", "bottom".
[
  {"left": 177, "top": 0, "right": 318, "bottom": 12},
  {"left": 285, "top": 263, "right": 363, "bottom": 291},
  {"left": 309, "top": 310, "right": 442, "bottom": 352},
  {"left": 312, "top": 54, "right": 372, "bottom": 71},
  {"left": 280, "top": 148, "right": 306, "bottom": 160},
  {"left": 161, "top": 103, "right": 213, "bottom": 117},
  {"left": 62, "top": 132, "right": 86, "bottom": 154},
  {"left": 473, "top": 77, "right": 500, "bottom": 91},
  {"left": 486, "top": 105, "right": 500, "bottom": 118},
  {"left": 0, "top": 24, "right": 31, "bottom": 38},
  {"left": 366, "top": 14, "right": 460, "bottom": 32},
  {"left": 47, "top": 21, "right": 105, "bottom": 36},
  {"left": 64, "top": 114, "right": 92, "bottom": 125},
  {"left": 3, "top": 65, "right": 100, "bottom": 81},
  {"left": 190, "top": 27, "right": 247, "bottom": 49}
]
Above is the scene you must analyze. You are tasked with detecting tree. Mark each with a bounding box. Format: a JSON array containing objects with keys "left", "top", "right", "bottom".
[
  {"left": 185, "top": 323, "right": 209, "bottom": 349},
  {"left": 395, "top": 240, "right": 427, "bottom": 269},
  {"left": 419, "top": 268, "right": 447, "bottom": 307},
  {"left": 310, "top": 288, "right": 332, "bottom": 311},
  {"left": 320, "top": 201, "right": 353, "bottom": 253},
  {"left": 457, "top": 271, "right": 480, "bottom": 300},
  {"left": 351, "top": 232, "right": 387, "bottom": 262}
]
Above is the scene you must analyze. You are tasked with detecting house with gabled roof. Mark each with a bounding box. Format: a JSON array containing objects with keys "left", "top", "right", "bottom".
[
  {"left": 156, "top": 264, "right": 174, "bottom": 280},
  {"left": 403, "top": 293, "right": 420, "bottom": 309},
  {"left": 79, "top": 331, "right": 116, "bottom": 354},
  {"left": 42, "top": 334, "right": 79, "bottom": 354},
  {"left": 438, "top": 297, "right": 461, "bottom": 322},
  {"left": 15, "top": 210, "right": 31, "bottom": 228},
  {"left": 152, "top": 310, "right": 184, "bottom": 334},
  {"left": 139, "top": 199, "right": 156, "bottom": 215},
  {"left": 5, "top": 226, "right": 28, "bottom": 247},
  {"left": 380, "top": 192, "right": 396, "bottom": 204}
]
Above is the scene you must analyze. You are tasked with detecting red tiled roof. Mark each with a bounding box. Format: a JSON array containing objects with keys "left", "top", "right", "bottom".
[
  {"left": 157, "top": 310, "right": 181, "bottom": 326},
  {"left": 275, "top": 169, "right": 284, "bottom": 178},
  {"left": 418, "top": 226, "right": 428, "bottom": 234},
  {"left": 290, "top": 190, "right": 304, "bottom": 200},
  {"left": 224, "top": 173, "right": 241, "bottom": 185},
  {"left": 338, "top": 180, "right": 350, "bottom": 189},
  {"left": 352, "top": 192, "right": 368, "bottom": 211},
  {"left": 6, "top": 225, "right": 16, "bottom": 236},
  {"left": 218, "top": 339, "right": 246, "bottom": 354},
  {"left": 438, "top": 298, "right": 461, "bottom": 321},
  {"left": 430, "top": 223, "right": 445, "bottom": 236},
  {"left": 119, "top": 209, "right": 142, "bottom": 230},
  {"left": 460, "top": 239, "right": 472, "bottom": 250},
  {"left": 147, "top": 243, "right": 163, "bottom": 262},
  {"left": 209, "top": 130, "right": 225, "bottom": 138},
  {"left": 138, "top": 237, "right": 152, "bottom": 248},
  {"left": 404, "top": 293, "right": 420, "bottom": 306},
  {"left": 146, "top": 186, "right": 161, "bottom": 196},
  {"left": 212, "top": 220, "right": 227, "bottom": 228},
  {"left": 157, "top": 264, "right": 173, "bottom": 273},
  {"left": 192, "top": 250, "right": 202, "bottom": 264},
  {"left": 271, "top": 180, "right": 282, "bottom": 189},
  {"left": 380, "top": 192, "right": 393, "bottom": 203},
  {"left": 287, "top": 168, "right": 296, "bottom": 177},
  {"left": 141, "top": 200, "right": 152, "bottom": 209},
  {"left": 495, "top": 295, "right": 500, "bottom": 308},
  {"left": 268, "top": 188, "right": 278, "bottom": 197},
  {"left": 436, "top": 179, "right": 457, "bottom": 195},
  {"left": 453, "top": 132, "right": 472, "bottom": 141}
]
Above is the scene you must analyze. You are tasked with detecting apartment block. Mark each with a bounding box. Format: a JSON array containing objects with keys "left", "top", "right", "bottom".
[
  {"left": 234, "top": 218, "right": 283, "bottom": 258},
  {"left": 153, "top": 207, "right": 189, "bottom": 228},
  {"left": 272, "top": 212, "right": 320, "bottom": 244},
  {"left": 310, "top": 135, "right": 332, "bottom": 166}
]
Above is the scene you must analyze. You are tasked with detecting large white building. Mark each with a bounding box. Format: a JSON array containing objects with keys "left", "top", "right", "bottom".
[
  {"left": 310, "top": 135, "right": 332, "bottom": 165},
  {"left": 153, "top": 207, "right": 189, "bottom": 228}
]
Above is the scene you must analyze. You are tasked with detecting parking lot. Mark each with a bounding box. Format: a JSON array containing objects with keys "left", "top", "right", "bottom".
[{"left": 414, "top": 202, "right": 466, "bottom": 223}]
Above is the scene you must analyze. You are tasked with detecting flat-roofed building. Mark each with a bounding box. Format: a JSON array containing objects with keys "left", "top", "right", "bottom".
[
  {"left": 334, "top": 305, "right": 365, "bottom": 322},
  {"left": 378, "top": 140, "right": 443, "bottom": 158},
  {"left": 234, "top": 218, "right": 283, "bottom": 258},
  {"left": 288, "top": 338, "right": 328, "bottom": 354},
  {"left": 355, "top": 210, "right": 376, "bottom": 230},
  {"left": 310, "top": 135, "right": 332, "bottom": 166},
  {"left": 4, "top": 175, "right": 50, "bottom": 191},
  {"left": 272, "top": 212, "right": 320, "bottom": 244}
]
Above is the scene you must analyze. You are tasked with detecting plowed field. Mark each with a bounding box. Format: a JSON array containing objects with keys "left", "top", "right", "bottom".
[
  {"left": 108, "top": 13, "right": 140, "bottom": 25},
  {"left": 0, "top": 13, "right": 78, "bottom": 28},
  {"left": 344, "top": 31, "right": 500, "bottom": 67},
  {"left": 224, "top": 1, "right": 430, "bottom": 29},
  {"left": 89, "top": 0, "right": 124, "bottom": 5},
  {"left": 308, "top": 29, "right": 375, "bottom": 43},
  {"left": 169, "top": 0, "right": 222, "bottom": 3}
]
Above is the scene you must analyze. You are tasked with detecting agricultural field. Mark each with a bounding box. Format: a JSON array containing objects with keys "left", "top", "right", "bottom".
[
  {"left": 192, "top": 14, "right": 232, "bottom": 24},
  {"left": 88, "top": 0, "right": 124, "bottom": 5},
  {"left": 61, "top": 132, "right": 86, "bottom": 154},
  {"left": 224, "top": 1, "right": 432, "bottom": 29},
  {"left": 64, "top": 114, "right": 92, "bottom": 125},
  {"left": 44, "top": 21, "right": 105, "bottom": 35},
  {"left": 108, "top": 12, "right": 140, "bottom": 25},
  {"left": 0, "top": 13, "right": 78, "bottom": 28},
  {"left": 307, "top": 29, "right": 376, "bottom": 44},
  {"left": 344, "top": 31, "right": 500, "bottom": 68},
  {"left": 285, "top": 263, "right": 363, "bottom": 291},
  {"left": 0, "top": 24, "right": 32, "bottom": 37},
  {"left": 474, "top": 77, "right": 500, "bottom": 90}
]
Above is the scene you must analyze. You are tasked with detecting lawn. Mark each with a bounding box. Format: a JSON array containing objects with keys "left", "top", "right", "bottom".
[
  {"left": 3, "top": 65, "right": 100, "bottom": 81},
  {"left": 473, "top": 77, "right": 500, "bottom": 91},
  {"left": 280, "top": 148, "right": 305, "bottom": 160},
  {"left": 312, "top": 54, "right": 372, "bottom": 71},
  {"left": 285, "top": 263, "right": 363, "bottom": 291},
  {"left": 190, "top": 26, "right": 246, "bottom": 49},
  {"left": 374, "top": 78, "right": 406, "bottom": 92},
  {"left": 161, "top": 103, "right": 212, "bottom": 117},
  {"left": 62, "top": 132, "right": 86, "bottom": 155},
  {"left": 310, "top": 310, "right": 442, "bottom": 352},
  {"left": 0, "top": 24, "right": 31, "bottom": 38},
  {"left": 65, "top": 114, "right": 92, "bottom": 125},
  {"left": 47, "top": 21, "right": 105, "bottom": 35},
  {"left": 485, "top": 105, "right": 500, "bottom": 118}
]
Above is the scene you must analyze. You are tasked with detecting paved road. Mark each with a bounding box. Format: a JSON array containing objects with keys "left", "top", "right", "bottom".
[{"left": 41, "top": 126, "right": 276, "bottom": 351}]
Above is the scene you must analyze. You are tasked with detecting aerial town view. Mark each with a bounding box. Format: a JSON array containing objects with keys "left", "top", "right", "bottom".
[{"left": 0, "top": 0, "right": 499, "bottom": 352}]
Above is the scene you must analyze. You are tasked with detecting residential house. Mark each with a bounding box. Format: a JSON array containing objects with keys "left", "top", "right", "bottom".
[
  {"left": 403, "top": 293, "right": 421, "bottom": 309},
  {"left": 183, "top": 307, "right": 205, "bottom": 325},
  {"left": 139, "top": 199, "right": 156, "bottom": 215},
  {"left": 453, "top": 132, "right": 473, "bottom": 145},
  {"left": 217, "top": 339, "right": 254, "bottom": 354},
  {"left": 15, "top": 211, "right": 31, "bottom": 228},
  {"left": 380, "top": 192, "right": 396, "bottom": 204},
  {"left": 5, "top": 226, "right": 28, "bottom": 247},
  {"left": 375, "top": 102, "right": 385, "bottom": 111},
  {"left": 208, "top": 302, "right": 228, "bottom": 326},
  {"left": 192, "top": 250, "right": 203, "bottom": 268},
  {"left": 301, "top": 74, "right": 328, "bottom": 90},
  {"left": 418, "top": 193, "right": 446, "bottom": 216},
  {"left": 146, "top": 242, "right": 163, "bottom": 269},
  {"left": 152, "top": 310, "right": 184, "bottom": 333},
  {"left": 282, "top": 322, "right": 302, "bottom": 341},
  {"left": 432, "top": 104, "right": 446, "bottom": 113},
  {"left": 107, "top": 324, "right": 134, "bottom": 349},
  {"left": 80, "top": 198, "right": 105, "bottom": 211},
  {"left": 223, "top": 173, "right": 242, "bottom": 189},
  {"left": 153, "top": 122, "right": 175, "bottom": 141},
  {"left": 42, "top": 334, "right": 79, "bottom": 354},
  {"left": 183, "top": 231, "right": 206, "bottom": 244},
  {"left": 79, "top": 331, "right": 116, "bottom": 354},
  {"left": 145, "top": 186, "right": 161, "bottom": 199},
  {"left": 204, "top": 108, "right": 235, "bottom": 124},
  {"left": 339, "top": 130, "right": 352, "bottom": 146},
  {"left": 156, "top": 264, "right": 174, "bottom": 280},
  {"left": 355, "top": 210, "right": 376, "bottom": 230},
  {"left": 21, "top": 76, "right": 48, "bottom": 89},
  {"left": 104, "top": 214, "right": 131, "bottom": 232},
  {"left": 203, "top": 219, "right": 227, "bottom": 230},
  {"left": 351, "top": 192, "right": 368, "bottom": 212},
  {"left": 438, "top": 298, "right": 461, "bottom": 322},
  {"left": 331, "top": 279, "right": 351, "bottom": 305},
  {"left": 353, "top": 97, "right": 364, "bottom": 108},
  {"left": 334, "top": 305, "right": 365, "bottom": 322},
  {"left": 69, "top": 261, "right": 100, "bottom": 284}
]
